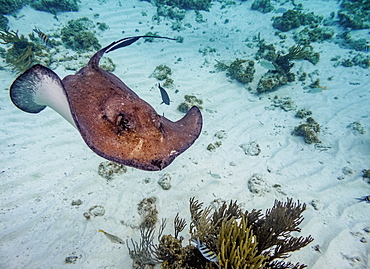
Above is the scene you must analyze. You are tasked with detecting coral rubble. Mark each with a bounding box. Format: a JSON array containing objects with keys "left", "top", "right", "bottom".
[
  {"left": 150, "top": 64, "right": 174, "bottom": 86},
  {"left": 257, "top": 71, "right": 290, "bottom": 94},
  {"left": 295, "top": 108, "right": 312, "bottom": 119},
  {"left": 240, "top": 141, "right": 261, "bottom": 156},
  {"left": 158, "top": 174, "right": 172, "bottom": 190},
  {"left": 292, "top": 117, "right": 321, "bottom": 144},
  {"left": 251, "top": 0, "right": 274, "bottom": 14},
  {"left": 155, "top": 0, "right": 212, "bottom": 11},
  {"left": 272, "top": 10, "right": 323, "bottom": 32},
  {"left": 157, "top": 5, "right": 186, "bottom": 20},
  {"left": 217, "top": 40, "right": 320, "bottom": 93},
  {"left": 138, "top": 197, "right": 159, "bottom": 229},
  {"left": 227, "top": 59, "right": 255, "bottom": 84},
  {"left": 207, "top": 141, "right": 222, "bottom": 152},
  {"left": 215, "top": 58, "right": 256, "bottom": 84},
  {"left": 294, "top": 27, "right": 334, "bottom": 45},
  {"left": 177, "top": 95, "right": 203, "bottom": 113},
  {"left": 97, "top": 161, "right": 127, "bottom": 181},
  {"left": 347, "top": 122, "right": 366, "bottom": 135},
  {"left": 248, "top": 173, "right": 271, "bottom": 195},
  {"left": 271, "top": 96, "right": 297, "bottom": 111},
  {"left": 256, "top": 44, "right": 319, "bottom": 94},
  {"left": 83, "top": 205, "right": 105, "bottom": 220},
  {"left": 338, "top": 0, "right": 370, "bottom": 30},
  {"left": 340, "top": 53, "right": 370, "bottom": 69},
  {"left": 30, "top": 0, "right": 79, "bottom": 15}
]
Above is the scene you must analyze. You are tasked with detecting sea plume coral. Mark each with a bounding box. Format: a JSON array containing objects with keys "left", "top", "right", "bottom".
[
  {"left": 0, "top": 28, "right": 49, "bottom": 73},
  {"left": 0, "top": 28, "right": 34, "bottom": 73},
  {"left": 218, "top": 216, "right": 267, "bottom": 268},
  {"left": 244, "top": 199, "right": 314, "bottom": 265},
  {"left": 127, "top": 198, "right": 313, "bottom": 269}
]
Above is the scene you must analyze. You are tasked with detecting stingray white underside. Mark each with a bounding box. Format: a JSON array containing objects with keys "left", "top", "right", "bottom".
[
  {"left": 10, "top": 65, "right": 76, "bottom": 128},
  {"left": 34, "top": 72, "right": 76, "bottom": 127}
]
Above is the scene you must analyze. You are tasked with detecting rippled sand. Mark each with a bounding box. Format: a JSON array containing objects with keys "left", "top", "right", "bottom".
[{"left": 1, "top": 0, "right": 369, "bottom": 268}]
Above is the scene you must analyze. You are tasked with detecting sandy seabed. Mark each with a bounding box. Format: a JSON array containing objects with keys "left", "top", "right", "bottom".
[{"left": 0, "top": 0, "right": 369, "bottom": 268}]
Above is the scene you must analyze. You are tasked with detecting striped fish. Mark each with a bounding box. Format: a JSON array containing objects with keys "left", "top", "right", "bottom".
[
  {"left": 33, "top": 27, "right": 49, "bottom": 46},
  {"left": 192, "top": 237, "right": 218, "bottom": 262},
  {"left": 356, "top": 195, "right": 370, "bottom": 203}
]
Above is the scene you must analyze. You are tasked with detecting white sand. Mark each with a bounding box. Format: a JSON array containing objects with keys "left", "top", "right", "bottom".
[{"left": 1, "top": 0, "right": 369, "bottom": 268}]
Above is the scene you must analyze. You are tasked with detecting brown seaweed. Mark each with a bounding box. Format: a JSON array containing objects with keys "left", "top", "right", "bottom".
[{"left": 0, "top": 28, "right": 45, "bottom": 73}]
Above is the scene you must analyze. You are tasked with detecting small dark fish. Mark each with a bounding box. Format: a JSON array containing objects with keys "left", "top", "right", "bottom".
[
  {"left": 33, "top": 27, "right": 49, "bottom": 46},
  {"left": 192, "top": 238, "right": 218, "bottom": 263},
  {"left": 356, "top": 195, "right": 370, "bottom": 203},
  {"left": 158, "top": 83, "right": 170, "bottom": 105}
]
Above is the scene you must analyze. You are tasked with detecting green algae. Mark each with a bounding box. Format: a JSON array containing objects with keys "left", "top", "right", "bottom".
[
  {"left": 338, "top": 0, "right": 370, "bottom": 29},
  {"left": 272, "top": 9, "right": 323, "bottom": 32},
  {"left": 215, "top": 59, "right": 255, "bottom": 84},
  {"left": 156, "top": 0, "right": 212, "bottom": 11},
  {"left": 60, "top": 17, "right": 101, "bottom": 52},
  {"left": 0, "top": 0, "right": 26, "bottom": 15},
  {"left": 30, "top": 0, "right": 79, "bottom": 15},
  {"left": 251, "top": 0, "right": 274, "bottom": 13}
]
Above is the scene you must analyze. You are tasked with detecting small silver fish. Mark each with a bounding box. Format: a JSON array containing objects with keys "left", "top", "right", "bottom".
[
  {"left": 98, "top": 229, "right": 125, "bottom": 244},
  {"left": 33, "top": 27, "right": 49, "bottom": 46},
  {"left": 158, "top": 83, "right": 170, "bottom": 105},
  {"left": 208, "top": 171, "right": 221, "bottom": 179},
  {"left": 259, "top": 60, "right": 276, "bottom": 71},
  {"left": 192, "top": 237, "right": 218, "bottom": 263},
  {"left": 15, "top": 14, "right": 26, "bottom": 20},
  {"left": 307, "top": 88, "right": 323, "bottom": 93},
  {"left": 275, "top": 7, "right": 288, "bottom": 13},
  {"left": 356, "top": 195, "right": 370, "bottom": 203}
]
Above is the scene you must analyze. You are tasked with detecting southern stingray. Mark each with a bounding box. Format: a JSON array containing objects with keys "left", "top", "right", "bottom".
[{"left": 10, "top": 36, "right": 203, "bottom": 171}]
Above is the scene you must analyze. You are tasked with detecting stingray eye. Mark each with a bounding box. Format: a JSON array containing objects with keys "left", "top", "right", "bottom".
[
  {"left": 116, "top": 115, "right": 123, "bottom": 126},
  {"left": 116, "top": 112, "right": 131, "bottom": 130}
]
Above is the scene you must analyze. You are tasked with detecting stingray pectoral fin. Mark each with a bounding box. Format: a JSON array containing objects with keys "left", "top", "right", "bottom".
[
  {"left": 161, "top": 106, "right": 202, "bottom": 143},
  {"left": 159, "top": 106, "right": 203, "bottom": 160},
  {"left": 10, "top": 64, "right": 75, "bottom": 127},
  {"left": 110, "top": 105, "right": 203, "bottom": 171}
]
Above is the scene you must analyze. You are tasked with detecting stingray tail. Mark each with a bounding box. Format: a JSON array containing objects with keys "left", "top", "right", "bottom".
[{"left": 88, "top": 36, "right": 177, "bottom": 69}]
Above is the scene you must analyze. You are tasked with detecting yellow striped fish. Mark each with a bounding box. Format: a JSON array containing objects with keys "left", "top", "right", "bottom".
[
  {"left": 98, "top": 229, "right": 125, "bottom": 244},
  {"left": 356, "top": 195, "right": 370, "bottom": 203},
  {"left": 192, "top": 237, "right": 218, "bottom": 263},
  {"left": 33, "top": 27, "right": 49, "bottom": 46}
]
